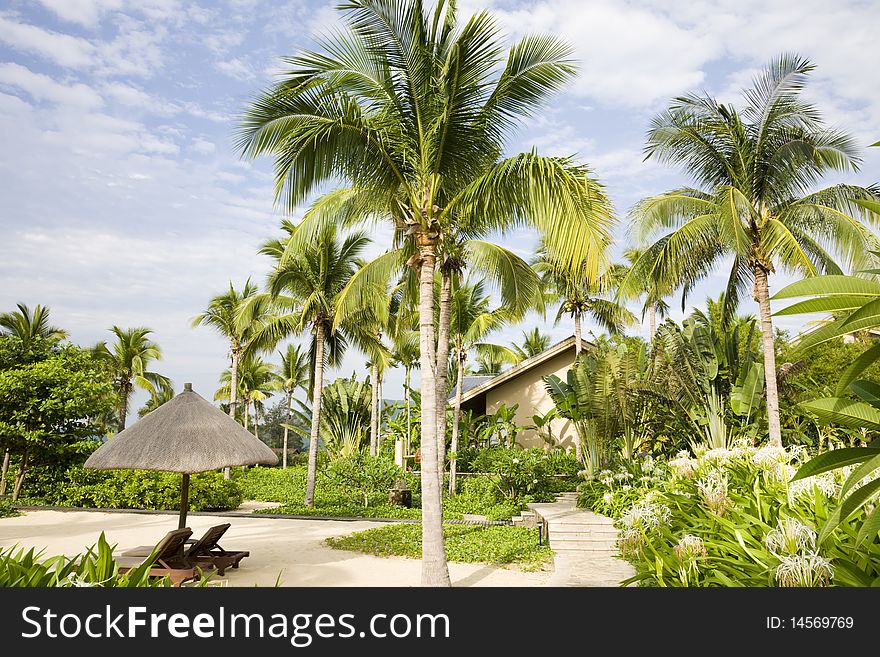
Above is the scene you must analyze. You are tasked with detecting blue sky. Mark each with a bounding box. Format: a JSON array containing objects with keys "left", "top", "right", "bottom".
[{"left": 1, "top": 0, "right": 879, "bottom": 416}]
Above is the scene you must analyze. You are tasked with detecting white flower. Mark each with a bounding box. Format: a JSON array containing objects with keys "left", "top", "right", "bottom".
[
  {"left": 669, "top": 455, "right": 699, "bottom": 479},
  {"left": 768, "top": 462, "right": 797, "bottom": 484},
  {"left": 614, "top": 471, "right": 633, "bottom": 481},
  {"left": 600, "top": 477, "right": 614, "bottom": 486},
  {"left": 639, "top": 475, "right": 652, "bottom": 483},
  {"left": 752, "top": 446, "right": 789, "bottom": 469},
  {"left": 599, "top": 470, "right": 613, "bottom": 477},
  {"left": 532, "top": 478, "right": 538, "bottom": 484},
  {"left": 765, "top": 517, "right": 817, "bottom": 557},
  {"left": 642, "top": 456, "right": 655, "bottom": 472},
  {"left": 617, "top": 528, "right": 645, "bottom": 557},
  {"left": 603, "top": 492, "right": 614, "bottom": 504},
  {"left": 622, "top": 484, "right": 632, "bottom": 491},
  {"left": 701, "top": 448, "right": 733, "bottom": 463},
  {"left": 511, "top": 458, "right": 520, "bottom": 464},
  {"left": 775, "top": 554, "right": 834, "bottom": 587},
  {"left": 787, "top": 473, "right": 837, "bottom": 502},
  {"left": 697, "top": 470, "right": 732, "bottom": 516},
  {"left": 620, "top": 501, "right": 671, "bottom": 532},
  {"left": 674, "top": 534, "right": 708, "bottom": 579}
]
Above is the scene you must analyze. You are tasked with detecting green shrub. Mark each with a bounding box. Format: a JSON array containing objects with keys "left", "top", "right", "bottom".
[
  {"left": 0, "top": 498, "right": 18, "bottom": 518},
  {"left": 327, "top": 522, "right": 551, "bottom": 569},
  {"left": 48, "top": 467, "right": 242, "bottom": 511},
  {"left": 0, "top": 533, "right": 173, "bottom": 587},
  {"left": 444, "top": 476, "right": 520, "bottom": 520},
  {"left": 323, "top": 454, "right": 403, "bottom": 507},
  {"left": 584, "top": 445, "right": 880, "bottom": 587}
]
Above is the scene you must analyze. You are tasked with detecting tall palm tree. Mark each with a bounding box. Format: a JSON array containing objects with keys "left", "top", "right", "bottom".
[
  {"left": 535, "top": 247, "right": 637, "bottom": 356},
  {"left": 94, "top": 327, "right": 171, "bottom": 432},
  {"left": 192, "top": 280, "right": 265, "bottom": 425},
  {"left": 621, "top": 247, "right": 670, "bottom": 339},
  {"left": 278, "top": 343, "right": 310, "bottom": 468},
  {"left": 0, "top": 303, "right": 67, "bottom": 349},
  {"left": 391, "top": 329, "right": 420, "bottom": 456},
  {"left": 625, "top": 54, "right": 880, "bottom": 447},
  {"left": 512, "top": 327, "right": 551, "bottom": 360},
  {"left": 245, "top": 222, "right": 368, "bottom": 507},
  {"left": 447, "top": 280, "right": 519, "bottom": 494},
  {"left": 238, "top": 0, "right": 614, "bottom": 586},
  {"left": 215, "top": 357, "right": 279, "bottom": 436}
]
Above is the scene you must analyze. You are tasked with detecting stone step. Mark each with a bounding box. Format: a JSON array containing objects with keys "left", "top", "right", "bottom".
[
  {"left": 549, "top": 524, "right": 617, "bottom": 533},
  {"left": 549, "top": 533, "right": 617, "bottom": 542},
  {"left": 549, "top": 540, "right": 617, "bottom": 548}
]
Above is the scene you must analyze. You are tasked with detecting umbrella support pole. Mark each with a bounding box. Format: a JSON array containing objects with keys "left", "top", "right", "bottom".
[{"left": 179, "top": 473, "right": 190, "bottom": 529}]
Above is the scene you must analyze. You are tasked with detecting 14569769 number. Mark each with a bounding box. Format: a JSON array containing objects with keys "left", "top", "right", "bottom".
[{"left": 767, "top": 616, "right": 854, "bottom": 630}]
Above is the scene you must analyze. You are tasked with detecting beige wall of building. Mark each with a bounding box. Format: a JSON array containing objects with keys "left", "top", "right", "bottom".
[{"left": 484, "top": 349, "right": 576, "bottom": 451}]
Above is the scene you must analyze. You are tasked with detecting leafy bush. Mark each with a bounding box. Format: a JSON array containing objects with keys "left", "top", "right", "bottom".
[
  {"left": 327, "top": 523, "right": 551, "bottom": 569},
  {"left": 47, "top": 467, "right": 242, "bottom": 512},
  {"left": 0, "top": 533, "right": 172, "bottom": 587},
  {"left": 0, "top": 498, "right": 18, "bottom": 518},
  {"left": 463, "top": 448, "right": 568, "bottom": 503},
  {"left": 239, "top": 464, "right": 428, "bottom": 519},
  {"left": 582, "top": 444, "right": 880, "bottom": 586},
  {"left": 323, "top": 454, "right": 404, "bottom": 507},
  {"left": 444, "top": 476, "right": 520, "bottom": 521}
]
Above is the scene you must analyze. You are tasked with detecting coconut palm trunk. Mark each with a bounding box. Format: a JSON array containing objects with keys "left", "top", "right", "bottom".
[
  {"left": 648, "top": 303, "right": 657, "bottom": 339},
  {"left": 304, "top": 322, "right": 326, "bottom": 507},
  {"left": 117, "top": 379, "right": 131, "bottom": 432},
  {"left": 283, "top": 390, "right": 292, "bottom": 469},
  {"left": 753, "top": 265, "right": 782, "bottom": 447},
  {"left": 574, "top": 310, "right": 583, "bottom": 357},
  {"left": 435, "top": 270, "right": 453, "bottom": 490},
  {"left": 405, "top": 366, "right": 412, "bottom": 455},
  {"left": 224, "top": 347, "right": 241, "bottom": 480},
  {"left": 0, "top": 448, "right": 10, "bottom": 496},
  {"left": 370, "top": 362, "right": 379, "bottom": 456},
  {"left": 448, "top": 351, "right": 465, "bottom": 496},
  {"left": 416, "top": 239, "right": 451, "bottom": 587},
  {"left": 11, "top": 447, "right": 28, "bottom": 502},
  {"left": 229, "top": 347, "right": 240, "bottom": 420}
]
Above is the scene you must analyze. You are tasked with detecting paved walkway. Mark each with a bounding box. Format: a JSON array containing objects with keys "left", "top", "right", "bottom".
[{"left": 529, "top": 493, "right": 635, "bottom": 587}]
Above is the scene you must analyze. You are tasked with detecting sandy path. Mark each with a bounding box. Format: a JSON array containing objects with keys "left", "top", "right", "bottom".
[{"left": 0, "top": 510, "right": 551, "bottom": 587}]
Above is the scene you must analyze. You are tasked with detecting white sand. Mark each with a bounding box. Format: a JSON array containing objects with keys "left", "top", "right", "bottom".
[{"left": 0, "top": 510, "right": 551, "bottom": 587}]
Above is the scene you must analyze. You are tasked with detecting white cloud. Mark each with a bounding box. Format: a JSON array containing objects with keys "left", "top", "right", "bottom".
[
  {"left": 215, "top": 57, "right": 253, "bottom": 81},
  {"left": 35, "top": 0, "right": 123, "bottom": 28},
  {"left": 190, "top": 136, "right": 216, "bottom": 154},
  {"left": 0, "top": 15, "right": 96, "bottom": 68},
  {"left": 0, "top": 62, "right": 103, "bottom": 108}
]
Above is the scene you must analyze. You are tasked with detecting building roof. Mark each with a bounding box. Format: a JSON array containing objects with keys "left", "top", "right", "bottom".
[{"left": 457, "top": 335, "right": 590, "bottom": 404}]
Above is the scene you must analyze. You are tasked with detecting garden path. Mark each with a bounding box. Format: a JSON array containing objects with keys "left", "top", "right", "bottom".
[{"left": 529, "top": 493, "right": 635, "bottom": 587}]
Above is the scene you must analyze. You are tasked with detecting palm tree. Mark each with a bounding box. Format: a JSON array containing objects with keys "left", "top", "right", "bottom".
[
  {"left": 512, "top": 327, "right": 551, "bottom": 360},
  {"left": 137, "top": 385, "right": 175, "bottom": 418},
  {"left": 238, "top": 0, "right": 614, "bottom": 586},
  {"left": 390, "top": 328, "right": 420, "bottom": 456},
  {"left": 621, "top": 247, "right": 670, "bottom": 339},
  {"left": 94, "top": 327, "right": 171, "bottom": 432},
  {"left": 245, "top": 222, "right": 368, "bottom": 507},
  {"left": 447, "top": 280, "right": 519, "bottom": 495},
  {"left": 535, "top": 247, "right": 637, "bottom": 356},
  {"left": 278, "top": 343, "right": 310, "bottom": 468},
  {"left": 626, "top": 54, "right": 880, "bottom": 447},
  {"left": 0, "top": 303, "right": 67, "bottom": 349},
  {"left": 192, "top": 280, "right": 265, "bottom": 425},
  {"left": 215, "top": 357, "right": 279, "bottom": 436}
]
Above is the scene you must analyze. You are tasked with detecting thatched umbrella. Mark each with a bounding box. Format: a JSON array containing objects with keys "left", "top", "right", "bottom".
[{"left": 85, "top": 383, "right": 277, "bottom": 528}]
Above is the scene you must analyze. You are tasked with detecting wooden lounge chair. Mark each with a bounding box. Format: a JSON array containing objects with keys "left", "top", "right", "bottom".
[
  {"left": 123, "top": 523, "right": 249, "bottom": 576},
  {"left": 184, "top": 523, "right": 249, "bottom": 575},
  {"left": 115, "top": 527, "right": 199, "bottom": 587}
]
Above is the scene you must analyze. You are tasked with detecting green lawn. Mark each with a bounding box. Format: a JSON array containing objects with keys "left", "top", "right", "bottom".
[{"left": 327, "top": 523, "right": 551, "bottom": 570}]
